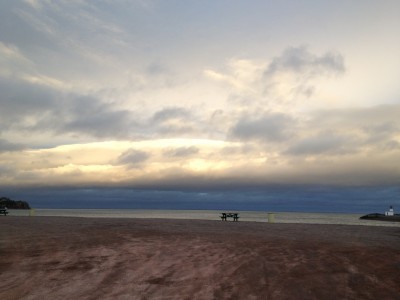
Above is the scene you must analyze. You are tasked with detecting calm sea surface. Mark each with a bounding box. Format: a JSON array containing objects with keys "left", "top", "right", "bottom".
[{"left": 6, "top": 209, "right": 400, "bottom": 227}]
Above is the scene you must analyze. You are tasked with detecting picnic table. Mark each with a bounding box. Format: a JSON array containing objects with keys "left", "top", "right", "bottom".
[
  {"left": 0, "top": 208, "right": 8, "bottom": 216},
  {"left": 220, "top": 212, "right": 239, "bottom": 221}
]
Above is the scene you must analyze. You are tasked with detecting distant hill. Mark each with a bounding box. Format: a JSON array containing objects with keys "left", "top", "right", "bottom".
[{"left": 0, "top": 197, "right": 31, "bottom": 209}]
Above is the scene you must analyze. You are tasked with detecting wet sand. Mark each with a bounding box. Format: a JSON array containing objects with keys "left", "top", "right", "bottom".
[{"left": 1, "top": 217, "right": 400, "bottom": 299}]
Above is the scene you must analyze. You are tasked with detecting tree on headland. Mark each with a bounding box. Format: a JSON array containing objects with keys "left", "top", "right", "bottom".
[{"left": 0, "top": 197, "right": 31, "bottom": 209}]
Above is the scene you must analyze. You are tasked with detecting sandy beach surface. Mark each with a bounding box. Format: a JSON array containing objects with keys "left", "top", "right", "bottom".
[{"left": 1, "top": 217, "right": 400, "bottom": 299}]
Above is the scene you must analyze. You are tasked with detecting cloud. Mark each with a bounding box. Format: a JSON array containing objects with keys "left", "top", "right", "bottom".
[
  {"left": 204, "top": 46, "right": 346, "bottom": 110},
  {"left": 23, "top": 0, "right": 41, "bottom": 9},
  {"left": 1, "top": 0, "right": 398, "bottom": 190},
  {"left": 281, "top": 104, "right": 400, "bottom": 158},
  {"left": 262, "top": 46, "right": 345, "bottom": 100},
  {"left": 0, "top": 77, "right": 56, "bottom": 130},
  {"left": 285, "top": 132, "right": 358, "bottom": 156},
  {"left": 0, "top": 76, "right": 138, "bottom": 140},
  {"left": 265, "top": 46, "right": 345, "bottom": 76},
  {"left": 0, "top": 42, "right": 30, "bottom": 63},
  {"left": 308, "top": 104, "right": 400, "bottom": 149},
  {"left": 203, "top": 59, "right": 261, "bottom": 94},
  {"left": 0, "top": 75, "right": 208, "bottom": 144},
  {"left": 0, "top": 41, "right": 34, "bottom": 79},
  {"left": 0, "top": 139, "right": 25, "bottom": 152},
  {"left": 163, "top": 146, "right": 199, "bottom": 158},
  {"left": 149, "top": 107, "right": 199, "bottom": 136},
  {"left": 363, "top": 122, "right": 399, "bottom": 144},
  {"left": 117, "top": 148, "right": 150, "bottom": 167},
  {"left": 1, "top": 0, "right": 140, "bottom": 97},
  {"left": 59, "top": 95, "right": 136, "bottom": 139},
  {"left": 229, "top": 112, "right": 296, "bottom": 142},
  {"left": 152, "top": 107, "right": 188, "bottom": 123}
]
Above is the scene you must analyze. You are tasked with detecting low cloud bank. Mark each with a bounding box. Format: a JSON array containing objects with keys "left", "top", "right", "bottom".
[{"left": 4, "top": 185, "right": 399, "bottom": 214}]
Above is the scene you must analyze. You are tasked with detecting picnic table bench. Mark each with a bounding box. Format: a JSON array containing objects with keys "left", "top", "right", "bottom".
[
  {"left": 220, "top": 212, "right": 239, "bottom": 221},
  {"left": 0, "top": 208, "right": 8, "bottom": 216}
]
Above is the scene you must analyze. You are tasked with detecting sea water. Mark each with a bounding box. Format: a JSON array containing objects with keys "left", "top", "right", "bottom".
[{"left": 6, "top": 209, "right": 400, "bottom": 227}]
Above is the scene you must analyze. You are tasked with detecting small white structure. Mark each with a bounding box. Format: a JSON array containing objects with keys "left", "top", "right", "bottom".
[{"left": 385, "top": 206, "right": 394, "bottom": 216}]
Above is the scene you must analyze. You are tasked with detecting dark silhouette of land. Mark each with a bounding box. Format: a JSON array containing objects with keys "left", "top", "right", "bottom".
[
  {"left": 360, "top": 213, "right": 400, "bottom": 222},
  {"left": 0, "top": 197, "right": 30, "bottom": 209}
]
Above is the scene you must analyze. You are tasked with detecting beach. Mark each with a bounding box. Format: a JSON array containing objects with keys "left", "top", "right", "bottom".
[{"left": 1, "top": 216, "right": 400, "bottom": 299}]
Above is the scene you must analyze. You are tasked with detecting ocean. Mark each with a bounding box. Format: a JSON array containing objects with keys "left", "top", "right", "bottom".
[{"left": 6, "top": 209, "right": 400, "bottom": 227}]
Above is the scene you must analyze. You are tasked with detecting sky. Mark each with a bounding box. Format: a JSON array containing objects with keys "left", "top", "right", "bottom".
[{"left": 1, "top": 0, "right": 400, "bottom": 210}]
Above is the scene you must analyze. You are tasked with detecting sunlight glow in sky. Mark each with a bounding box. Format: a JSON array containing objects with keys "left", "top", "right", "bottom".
[{"left": 1, "top": 0, "right": 400, "bottom": 192}]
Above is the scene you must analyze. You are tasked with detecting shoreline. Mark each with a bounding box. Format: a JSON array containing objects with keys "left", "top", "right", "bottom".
[{"left": 6, "top": 208, "right": 400, "bottom": 227}]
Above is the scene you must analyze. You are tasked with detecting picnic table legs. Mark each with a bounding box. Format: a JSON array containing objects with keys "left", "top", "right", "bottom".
[{"left": 220, "top": 213, "right": 239, "bottom": 221}]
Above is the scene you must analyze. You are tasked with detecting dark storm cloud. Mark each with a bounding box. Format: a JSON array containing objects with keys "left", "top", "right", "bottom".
[
  {"left": 265, "top": 46, "right": 345, "bottom": 76},
  {"left": 163, "top": 146, "right": 199, "bottom": 158},
  {"left": 229, "top": 112, "right": 295, "bottom": 142},
  {"left": 117, "top": 149, "right": 150, "bottom": 167}
]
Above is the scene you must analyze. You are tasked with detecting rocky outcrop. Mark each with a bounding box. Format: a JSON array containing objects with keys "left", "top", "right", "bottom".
[{"left": 360, "top": 213, "right": 400, "bottom": 222}]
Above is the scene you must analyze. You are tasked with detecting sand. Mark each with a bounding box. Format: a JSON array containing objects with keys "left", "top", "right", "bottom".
[{"left": 1, "top": 217, "right": 400, "bottom": 300}]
